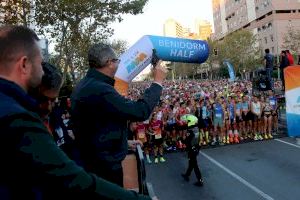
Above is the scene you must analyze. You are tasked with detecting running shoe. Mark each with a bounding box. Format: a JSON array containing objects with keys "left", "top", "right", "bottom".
[
  {"left": 147, "top": 158, "right": 152, "bottom": 164},
  {"left": 268, "top": 134, "right": 273, "bottom": 139},
  {"left": 258, "top": 135, "right": 263, "bottom": 140},
  {"left": 264, "top": 134, "right": 268, "bottom": 140},
  {"left": 160, "top": 157, "right": 166, "bottom": 163},
  {"left": 181, "top": 173, "right": 189, "bottom": 182},
  {"left": 194, "top": 179, "right": 204, "bottom": 187},
  {"left": 154, "top": 158, "right": 159, "bottom": 164},
  {"left": 222, "top": 136, "right": 227, "bottom": 144},
  {"left": 226, "top": 136, "right": 230, "bottom": 144},
  {"left": 234, "top": 136, "right": 240, "bottom": 143}
]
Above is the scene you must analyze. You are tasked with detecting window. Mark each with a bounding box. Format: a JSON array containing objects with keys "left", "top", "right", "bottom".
[
  {"left": 258, "top": 27, "right": 261, "bottom": 32},
  {"left": 268, "top": 22, "right": 272, "bottom": 28},
  {"left": 270, "top": 35, "right": 274, "bottom": 42},
  {"left": 271, "top": 47, "right": 275, "bottom": 53},
  {"left": 264, "top": 37, "right": 268, "bottom": 44}
]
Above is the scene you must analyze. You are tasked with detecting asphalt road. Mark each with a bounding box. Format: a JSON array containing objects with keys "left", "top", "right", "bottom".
[{"left": 146, "top": 137, "right": 300, "bottom": 200}]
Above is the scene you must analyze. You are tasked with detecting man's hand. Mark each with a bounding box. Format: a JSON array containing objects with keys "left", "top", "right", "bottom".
[
  {"left": 128, "top": 140, "right": 143, "bottom": 151},
  {"left": 152, "top": 60, "right": 168, "bottom": 85}
]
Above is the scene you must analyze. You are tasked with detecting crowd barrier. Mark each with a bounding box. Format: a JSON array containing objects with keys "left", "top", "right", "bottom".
[{"left": 122, "top": 145, "right": 157, "bottom": 198}]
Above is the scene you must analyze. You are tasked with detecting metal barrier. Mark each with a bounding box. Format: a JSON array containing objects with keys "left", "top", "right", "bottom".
[{"left": 136, "top": 144, "right": 157, "bottom": 198}]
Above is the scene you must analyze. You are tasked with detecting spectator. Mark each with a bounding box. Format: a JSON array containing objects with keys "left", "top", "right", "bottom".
[
  {"left": 71, "top": 43, "right": 167, "bottom": 186},
  {"left": 0, "top": 25, "right": 152, "bottom": 200},
  {"left": 264, "top": 49, "right": 274, "bottom": 90},
  {"left": 280, "top": 51, "right": 289, "bottom": 91},
  {"left": 286, "top": 50, "right": 294, "bottom": 66}
]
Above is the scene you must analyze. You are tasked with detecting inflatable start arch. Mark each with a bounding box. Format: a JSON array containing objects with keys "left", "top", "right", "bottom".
[{"left": 114, "top": 35, "right": 210, "bottom": 95}]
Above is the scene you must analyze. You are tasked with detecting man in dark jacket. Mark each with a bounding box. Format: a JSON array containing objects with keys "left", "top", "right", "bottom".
[
  {"left": 71, "top": 43, "right": 167, "bottom": 187},
  {"left": 280, "top": 50, "right": 289, "bottom": 91},
  {"left": 264, "top": 49, "right": 274, "bottom": 91},
  {"left": 0, "top": 25, "right": 152, "bottom": 200}
]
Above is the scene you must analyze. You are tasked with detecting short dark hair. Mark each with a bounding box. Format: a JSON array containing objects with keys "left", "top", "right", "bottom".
[
  {"left": 0, "top": 25, "right": 39, "bottom": 73},
  {"left": 88, "top": 43, "right": 116, "bottom": 68},
  {"left": 281, "top": 50, "right": 287, "bottom": 55},
  {"left": 265, "top": 49, "right": 270, "bottom": 54},
  {"left": 41, "top": 62, "right": 63, "bottom": 92}
]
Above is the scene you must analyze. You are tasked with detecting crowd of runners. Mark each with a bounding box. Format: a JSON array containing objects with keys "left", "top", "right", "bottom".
[{"left": 127, "top": 79, "right": 284, "bottom": 164}]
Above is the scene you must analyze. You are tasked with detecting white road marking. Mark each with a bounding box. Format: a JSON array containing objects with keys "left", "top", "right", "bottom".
[
  {"left": 200, "top": 151, "right": 274, "bottom": 200},
  {"left": 275, "top": 139, "right": 300, "bottom": 149}
]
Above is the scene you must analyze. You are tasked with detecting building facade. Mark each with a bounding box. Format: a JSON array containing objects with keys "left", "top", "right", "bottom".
[
  {"left": 195, "top": 19, "right": 213, "bottom": 40},
  {"left": 212, "top": 0, "right": 300, "bottom": 55},
  {"left": 163, "top": 18, "right": 185, "bottom": 38},
  {"left": 163, "top": 18, "right": 212, "bottom": 40}
]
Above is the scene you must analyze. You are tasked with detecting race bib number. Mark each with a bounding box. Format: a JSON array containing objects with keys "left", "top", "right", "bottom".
[
  {"left": 155, "top": 134, "right": 162, "bottom": 139},
  {"left": 216, "top": 113, "right": 222, "bottom": 118},
  {"left": 138, "top": 132, "right": 145, "bottom": 139},
  {"left": 270, "top": 100, "right": 275, "bottom": 106}
]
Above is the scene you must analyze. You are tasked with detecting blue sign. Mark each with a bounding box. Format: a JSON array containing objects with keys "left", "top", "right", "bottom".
[
  {"left": 223, "top": 60, "right": 236, "bottom": 82},
  {"left": 147, "top": 35, "right": 209, "bottom": 64}
]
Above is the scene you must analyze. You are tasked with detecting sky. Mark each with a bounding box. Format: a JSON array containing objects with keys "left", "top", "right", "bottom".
[{"left": 110, "top": 0, "right": 214, "bottom": 46}]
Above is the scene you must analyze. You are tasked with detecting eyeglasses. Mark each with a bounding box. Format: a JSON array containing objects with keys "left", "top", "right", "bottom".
[{"left": 110, "top": 58, "right": 121, "bottom": 64}]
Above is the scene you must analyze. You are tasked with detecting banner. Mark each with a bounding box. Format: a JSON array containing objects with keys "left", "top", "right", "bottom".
[
  {"left": 284, "top": 66, "right": 300, "bottom": 136},
  {"left": 114, "top": 35, "right": 209, "bottom": 96},
  {"left": 223, "top": 60, "right": 235, "bottom": 82}
]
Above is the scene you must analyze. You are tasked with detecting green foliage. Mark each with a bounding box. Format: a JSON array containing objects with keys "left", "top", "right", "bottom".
[
  {"left": 0, "top": 0, "right": 148, "bottom": 83},
  {"left": 282, "top": 26, "right": 300, "bottom": 55},
  {"left": 59, "top": 73, "right": 73, "bottom": 97},
  {"left": 0, "top": 0, "right": 33, "bottom": 26},
  {"left": 207, "top": 30, "right": 262, "bottom": 79}
]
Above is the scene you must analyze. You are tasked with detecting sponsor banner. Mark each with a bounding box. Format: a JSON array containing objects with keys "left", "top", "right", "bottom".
[
  {"left": 284, "top": 66, "right": 300, "bottom": 136},
  {"left": 223, "top": 60, "right": 235, "bottom": 82},
  {"left": 114, "top": 35, "right": 209, "bottom": 95}
]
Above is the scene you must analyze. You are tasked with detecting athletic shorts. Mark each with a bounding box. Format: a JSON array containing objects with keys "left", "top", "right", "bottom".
[
  {"left": 165, "top": 123, "right": 176, "bottom": 131},
  {"left": 264, "top": 111, "right": 272, "bottom": 118},
  {"left": 242, "top": 112, "right": 252, "bottom": 121},
  {"left": 214, "top": 117, "right": 223, "bottom": 127},
  {"left": 198, "top": 118, "right": 209, "bottom": 129},
  {"left": 252, "top": 114, "right": 261, "bottom": 121},
  {"left": 153, "top": 138, "right": 164, "bottom": 146},
  {"left": 236, "top": 116, "right": 243, "bottom": 123}
]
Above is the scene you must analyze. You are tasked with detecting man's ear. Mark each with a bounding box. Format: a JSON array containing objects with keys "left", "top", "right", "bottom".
[{"left": 18, "top": 56, "right": 30, "bottom": 75}]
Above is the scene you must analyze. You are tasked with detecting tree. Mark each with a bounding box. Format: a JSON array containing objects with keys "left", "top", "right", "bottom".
[
  {"left": 282, "top": 26, "right": 300, "bottom": 55},
  {"left": 0, "top": 0, "right": 34, "bottom": 26},
  {"left": 208, "top": 30, "right": 262, "bottom": 80},
  {"left": 0, "top": 0, "right": 148, "bottom": 83},
  {"left": 34, "top": 0, "right": 148, "bottom": 81}
]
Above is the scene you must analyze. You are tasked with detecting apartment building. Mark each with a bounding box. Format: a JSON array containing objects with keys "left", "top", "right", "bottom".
[
  {"left": 195, "top": 19, "right": 213, "bottom": 40},
  {"left": 163, "top": 18, "right": 212, "bottom": 40},
  {"left": 212, "top": 0, "right": 300, "bottom": 55},
  {"left": 163, "top": 18, "right": 185, "bottom": 38}
]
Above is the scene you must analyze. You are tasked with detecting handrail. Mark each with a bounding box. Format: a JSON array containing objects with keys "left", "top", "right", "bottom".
[
  {"left": 135, "top": 144, "right": 157, "bottom": 198},
  {"left": 136, "top": 144, "right": 147, "bottom": 194}
]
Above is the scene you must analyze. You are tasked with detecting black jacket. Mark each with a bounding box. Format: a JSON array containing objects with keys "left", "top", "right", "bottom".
[
  {"left": 71, "top": 68, "right": 162, "bottom": 171},
  {"left": 0, "top": 78, "right": 150, "bottom": 200},
  {"left": 280, "top": 55, "right": 289, "bottom": 69}
]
